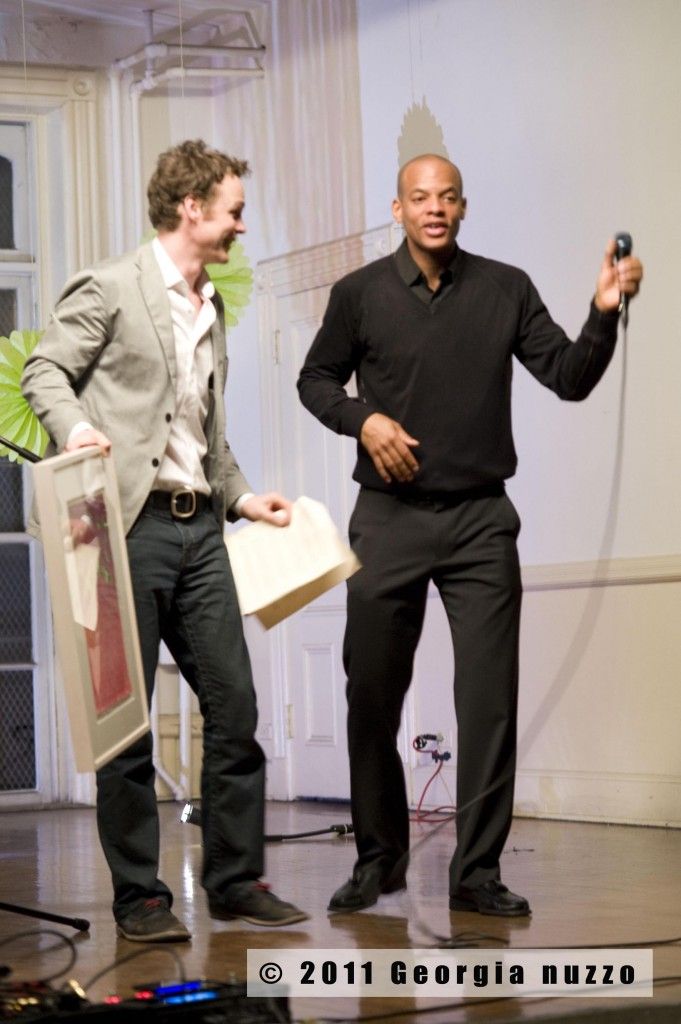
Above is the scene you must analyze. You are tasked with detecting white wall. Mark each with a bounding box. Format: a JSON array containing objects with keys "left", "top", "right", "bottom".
[
  {"left": 354, "top": 0, "right": 681, "bottom": 825},
  {"left": 357, "top": 0, "right": 680, "bottom": 565},
  {"left": 208, "top": 0, "right": 366, "bottom": 492}
]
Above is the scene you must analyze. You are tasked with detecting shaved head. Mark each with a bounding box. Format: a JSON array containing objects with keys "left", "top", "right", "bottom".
[{"left": 397, "top": 154, "right": 464, "bottom": 199}]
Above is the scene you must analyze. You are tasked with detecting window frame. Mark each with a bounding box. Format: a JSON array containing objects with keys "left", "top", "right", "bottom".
[
  {"left": 0, "top": 65, "right": 108, "bottom": 807},
  {"left": 0, "top": 118, "right": 55, "bottom": 805}
]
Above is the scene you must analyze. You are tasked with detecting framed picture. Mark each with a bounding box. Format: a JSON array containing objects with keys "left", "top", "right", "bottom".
[{"left": 31, "top": 447, "right": 149, "bottom": 771}]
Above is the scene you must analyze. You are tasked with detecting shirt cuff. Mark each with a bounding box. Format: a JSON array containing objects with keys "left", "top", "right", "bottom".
[
  {"left": 589, "top": 299, "right": 620, "bottom": 323},
  {"left": 66, "top": 421, "right": 94, "bottom": 446},
  {"left": 340, "top": 402, "right": 375, "bottom": 439},
  {"left": 586, "top": 300, "right": 620, "bottom": 341},
  {"left": 231, "top": 492, "right": 255, "bottom": 517}
]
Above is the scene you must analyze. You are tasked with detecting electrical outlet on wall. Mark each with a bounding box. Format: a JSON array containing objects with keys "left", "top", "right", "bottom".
[{"left": 413, "top": 731, "right": 451, "bottom": 767}]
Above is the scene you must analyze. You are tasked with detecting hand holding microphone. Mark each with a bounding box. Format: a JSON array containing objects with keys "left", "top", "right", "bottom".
[
  {"left": 595, "top": 233, "right": 643, "bottom": 322},
  {"left": 614, "top": 231, "right": 633, "bottom": 326}
]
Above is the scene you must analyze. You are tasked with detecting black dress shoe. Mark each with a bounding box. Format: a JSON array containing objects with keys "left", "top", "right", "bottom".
[
  {"left": 449, "top": 880, "right": 530, "bottom": 917},
  {"left": 328, "top": 864, "right": 407, "bottom": 913}
]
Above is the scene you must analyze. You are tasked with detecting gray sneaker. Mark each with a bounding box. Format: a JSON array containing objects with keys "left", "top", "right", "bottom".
[
  {"left": 116, "top": 897, "right": 191, "bottom": 942},
  {"left": 209, "top": 882, "right": 308, "bottom": 927}
]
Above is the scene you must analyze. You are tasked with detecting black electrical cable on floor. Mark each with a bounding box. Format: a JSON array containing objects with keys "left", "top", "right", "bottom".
[
  {"left": 181, "top": 801, "right": 353, "bottom": 840},
  {"left": 0, "top": 929, "right": 77, "bottom": 986},
  {"left": 81, "top": 944, "right": 186, "bottom": 995}
]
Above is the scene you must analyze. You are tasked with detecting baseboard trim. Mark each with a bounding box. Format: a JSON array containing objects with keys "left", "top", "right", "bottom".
[{"left": 522, "top": 554, "right": 681, "bottom": 591}]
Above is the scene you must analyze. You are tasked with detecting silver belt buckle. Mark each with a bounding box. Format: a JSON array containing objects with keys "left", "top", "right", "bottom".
[{"left": 170, "top": 486, "right": 197, "bottom": 519}]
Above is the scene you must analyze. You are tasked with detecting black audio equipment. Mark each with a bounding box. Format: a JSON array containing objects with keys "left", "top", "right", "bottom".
[{"left": 1, "top": 979, "right": 289, "bottom": 1023}]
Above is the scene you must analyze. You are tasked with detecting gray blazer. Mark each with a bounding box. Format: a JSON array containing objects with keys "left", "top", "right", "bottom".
[{"left": 22, "top": 242, "right": 251, "bottom": 534}]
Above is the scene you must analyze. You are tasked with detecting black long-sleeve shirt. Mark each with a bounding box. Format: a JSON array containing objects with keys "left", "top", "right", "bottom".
[{"left": 297, "top": 241, "right": 620, "bottom": 495}]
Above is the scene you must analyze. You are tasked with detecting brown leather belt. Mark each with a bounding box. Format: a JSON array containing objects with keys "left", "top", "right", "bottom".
[{"left": 145, "top": 488, "right": 210, "bottom": 520}]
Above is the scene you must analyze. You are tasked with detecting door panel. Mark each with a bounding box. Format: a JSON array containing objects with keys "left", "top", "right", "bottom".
[{"left": 257, "top": 225, "right": 442, "bottom": 800}]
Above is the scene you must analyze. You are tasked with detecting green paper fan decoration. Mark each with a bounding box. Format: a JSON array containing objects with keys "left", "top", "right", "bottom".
[
  {"left": 206, "top": 240, "right": 254, "bottom": 327},
  {"left": 141, "top": 232, "right": 254, "bottom": 328},
  {"left": 0, "top": 329, "right": 49, "bottom": 463}
]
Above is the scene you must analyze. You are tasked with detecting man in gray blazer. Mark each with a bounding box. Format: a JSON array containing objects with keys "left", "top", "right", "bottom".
[{"left": 22, "top": 139, "right": 308, "bottom": 940}]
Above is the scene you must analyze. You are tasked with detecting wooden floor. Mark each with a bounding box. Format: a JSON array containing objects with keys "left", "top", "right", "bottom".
[{"left": 0, "top": 800, "right": 680, "bottom": 1023}]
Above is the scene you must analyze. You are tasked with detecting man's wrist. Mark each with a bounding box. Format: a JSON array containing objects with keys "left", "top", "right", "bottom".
[
  {"left": 232, "top": 492, "right": 255, "bottom": 516},
  {"left": 590, "top": 297, "right": 619, "bottom": 319},
  {"left": 593, "top": 293, "right": 616, "bottom": 314}
]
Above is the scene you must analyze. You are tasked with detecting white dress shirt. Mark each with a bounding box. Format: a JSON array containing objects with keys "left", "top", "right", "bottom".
[{"left": 151, "top": 236, "right": 214, "bottom": 495}]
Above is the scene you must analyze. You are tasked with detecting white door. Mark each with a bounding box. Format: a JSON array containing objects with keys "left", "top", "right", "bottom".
[
  {"left": 257, "top": 226, "right": 401, "bottom": 799},
  {"left": 257, "top": 225, "right": 457, "bottom": 809}
]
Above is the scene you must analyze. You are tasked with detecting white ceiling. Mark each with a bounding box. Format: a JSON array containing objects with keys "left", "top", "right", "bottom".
[{"left": 0, "top": 0, "right": 268, "bottom": 31}]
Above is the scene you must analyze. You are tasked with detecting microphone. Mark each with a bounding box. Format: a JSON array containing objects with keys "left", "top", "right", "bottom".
[{"left": 614, "top": 231, "right": 633, "bottom": 327}]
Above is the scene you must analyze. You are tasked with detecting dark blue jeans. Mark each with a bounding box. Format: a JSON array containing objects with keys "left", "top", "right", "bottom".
[{"left": 96, "top": 504, "right": 265, "bottom": 920}]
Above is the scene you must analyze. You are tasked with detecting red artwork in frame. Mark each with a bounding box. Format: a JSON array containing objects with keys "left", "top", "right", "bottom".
[
  {"left": 67, "top": 493, "right": 133, "bottom": 717},
  {"left": 31, "top": 448, "right": 149, "bottom": 771}
]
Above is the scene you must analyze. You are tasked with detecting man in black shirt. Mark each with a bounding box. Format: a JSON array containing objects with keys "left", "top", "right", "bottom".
[{"left": 297, "top": 154, "right": 643, "bottom": 917}]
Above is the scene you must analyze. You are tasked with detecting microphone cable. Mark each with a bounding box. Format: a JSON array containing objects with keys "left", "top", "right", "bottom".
[{"left": 181, "top": 801, "right": 353, "bottom": 842}]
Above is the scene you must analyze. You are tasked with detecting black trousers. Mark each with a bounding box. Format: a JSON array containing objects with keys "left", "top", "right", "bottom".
[
  {"left": 344, "top": 486, "right": 522, "bottom": 892},
  {"left": 96, "top": 504, "right": 265, "bottom": 920}
]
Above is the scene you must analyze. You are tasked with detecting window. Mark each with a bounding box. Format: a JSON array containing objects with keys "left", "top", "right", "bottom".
[
  {"left": 0, "top": 120, "right": 41, "bottom": 796},
  {"left": 0, "top": 155, "right": 16, "bottom": 248}
]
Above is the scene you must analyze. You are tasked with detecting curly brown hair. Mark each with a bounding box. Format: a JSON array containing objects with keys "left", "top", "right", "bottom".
[{"left": 147, "top": 139, "right": 250, "bottom": 230}]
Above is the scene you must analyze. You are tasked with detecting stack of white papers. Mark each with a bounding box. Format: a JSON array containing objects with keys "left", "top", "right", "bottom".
[{"left": 225, "top": 496, "right": 360, "bottom": 628}]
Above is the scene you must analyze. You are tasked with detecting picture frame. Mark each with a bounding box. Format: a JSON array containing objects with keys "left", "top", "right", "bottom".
[{"left": 31, "top": 447, "right": 149, "bottom": 771}]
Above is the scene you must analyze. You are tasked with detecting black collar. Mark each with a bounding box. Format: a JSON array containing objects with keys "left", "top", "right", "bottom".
[{"left": 393, "top": 238, "right": 459, "bottom": 288}]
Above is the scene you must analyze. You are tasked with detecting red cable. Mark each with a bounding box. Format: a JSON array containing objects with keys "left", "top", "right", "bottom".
[{"left": 411, "top": 759, "right": 455, "bottom": 823}]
